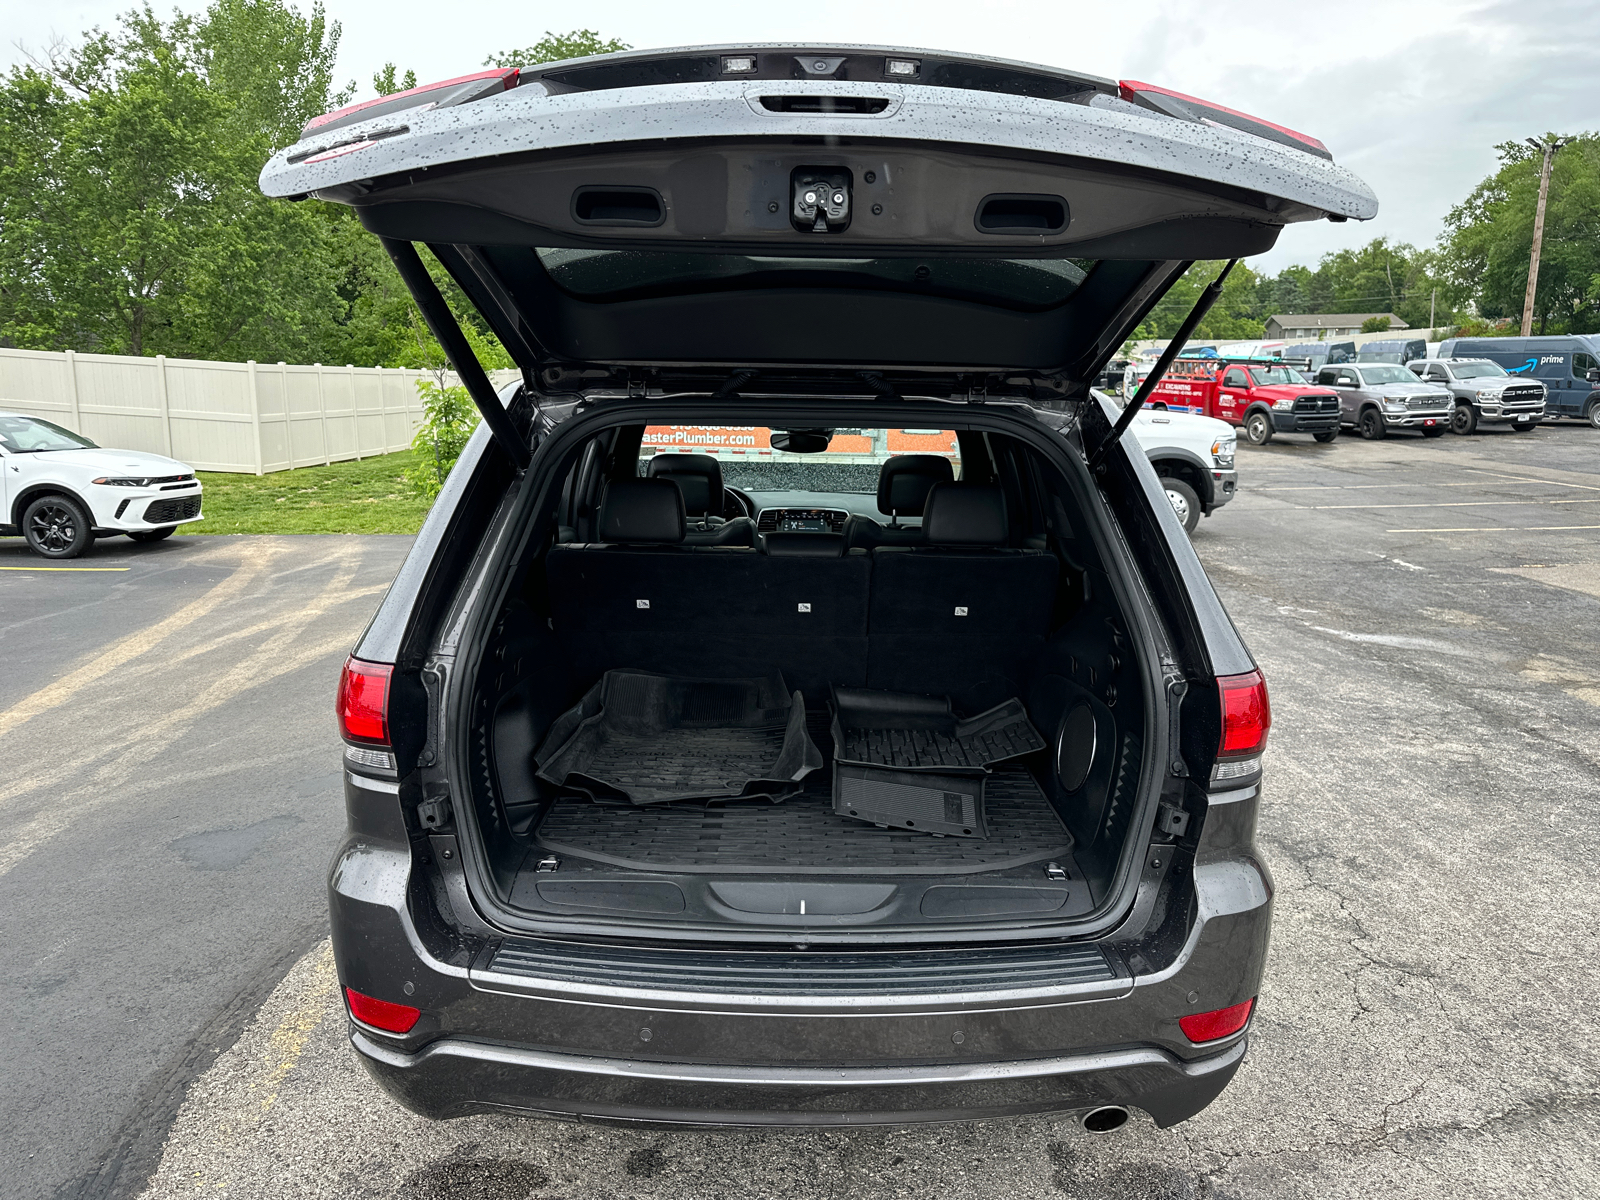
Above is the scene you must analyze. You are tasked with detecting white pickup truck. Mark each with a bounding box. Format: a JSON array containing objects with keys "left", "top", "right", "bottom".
[{"left": 1098, "top": 390, "right": 1238, "bottom": 533}]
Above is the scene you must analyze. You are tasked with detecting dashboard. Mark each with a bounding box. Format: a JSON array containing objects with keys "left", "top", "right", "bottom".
[{"left": 758, "top": 507, "right": 850, "bottom": 534}]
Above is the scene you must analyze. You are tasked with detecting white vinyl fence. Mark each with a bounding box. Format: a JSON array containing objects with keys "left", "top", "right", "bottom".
[{"left": 0, "top": 347, "right": 517, "bottom": 475}]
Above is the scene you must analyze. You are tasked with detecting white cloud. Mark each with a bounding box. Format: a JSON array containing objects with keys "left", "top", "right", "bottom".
[{"left": 5, "top": 0, "right": 1595, "bottom": 273}]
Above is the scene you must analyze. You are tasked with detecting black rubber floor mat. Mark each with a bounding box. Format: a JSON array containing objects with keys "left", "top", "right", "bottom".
[
  {"left": 829, "top": 689, "right": 1047, "bottom": 837},
  {"left": 535, "top": 670, "right": 823, "bottom": 805},
  {"left": 533, "top": 769, "right": 1071, "bottom": 875},
  {"left": 831, "top": 689, "right": 1046, "bottom": 770}
]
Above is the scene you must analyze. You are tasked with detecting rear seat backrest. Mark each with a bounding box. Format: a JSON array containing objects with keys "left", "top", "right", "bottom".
[
  {"left": 867, "top": 482, "right": 1059, "bottom": 708},
  {"left": 547, "top": 483, "right": 868, "bottom": 699}
]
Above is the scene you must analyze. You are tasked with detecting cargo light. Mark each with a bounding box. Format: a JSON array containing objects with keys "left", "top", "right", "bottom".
[
  {"left": 344, "top": 986, "right": 420, "bottom": 1033},
  {"left": 1179, "top": 997, "right": 1254, "bottom": 1043},
  {"left": 337, "top": 656, "right": 392, "bottom": 745},
  {"left": 1212, "top": 669, "right": 1269, "bottom": 783},
  {"left": 1118, "top": 80, "right": 1331, "bottom": 161}
]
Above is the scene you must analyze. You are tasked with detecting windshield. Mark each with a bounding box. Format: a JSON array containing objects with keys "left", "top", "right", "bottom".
[
  {"left": 1451, "top": 361, "right": 1508, "bottom": 379},
  {"left": 538, "top": 249, "right": 1094, "bottom": 311},
  {"left": 641, "top": 427, "right": 958, "bottom": 495},
  {"left": 1249, "top": 366, "right": 1308, "bottom": 385},
  {"left": 1358, "top": 365, "right": 1417, "bottom": 385},
  {"left": 0, "top": 415, "right": 97, "bottom": 453}
]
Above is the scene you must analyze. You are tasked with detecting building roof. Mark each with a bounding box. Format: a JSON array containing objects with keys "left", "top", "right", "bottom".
[{"left": 1267, "top": 313, "right": 1409, "bottom": 330}]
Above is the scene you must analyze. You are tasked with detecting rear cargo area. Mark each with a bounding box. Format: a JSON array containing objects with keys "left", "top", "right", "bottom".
[{"left": 458, "top": 421, "right": 1154, "bottom": 937}]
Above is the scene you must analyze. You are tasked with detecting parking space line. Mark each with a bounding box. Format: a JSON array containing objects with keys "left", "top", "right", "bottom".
[
  {"left": 1302, "top": 499, "right": 1600, "bottom": 510},
  {"left": 0, "top": 565, "right": 132, "bottom": 572},
  {"left": 1257, "top": 483, "right": 1493, "bottom": 491},
  {"left": 1463, "top": 468, "right": 1600, "bottom": 493},
  {"left": 1386, "top": 525, "right": 1600, "bottom": 533}
]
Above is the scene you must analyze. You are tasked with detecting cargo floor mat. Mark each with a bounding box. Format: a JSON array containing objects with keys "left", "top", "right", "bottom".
[
  {"left": 533, "top": 768, "right": 1071, "bottom": 875},
  {"left": 534, "top": 670, "right": 822, "bottom": 805},
  {"left": 829, "top": 688, "right": 1047, "bottom": 838}
]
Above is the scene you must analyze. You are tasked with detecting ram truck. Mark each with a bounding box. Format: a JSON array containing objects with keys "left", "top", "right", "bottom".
[{"left": 1148, "top": 358, "right": 1341, "bottom": 445}]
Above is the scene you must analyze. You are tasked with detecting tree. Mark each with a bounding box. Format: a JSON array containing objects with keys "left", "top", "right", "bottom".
[
  {"left": 1130, "top": 261, "right": 1267, "bottom": 342},
  {"left": 371, "top": 63, "right": 416, "bottom": 95},
  {"left": 484, "top": 30, "right": 630, "bottom": 68},
  {"left": 1440, "top": 135, "right": 1600, "bottom": 335},
  {"left": 0, "top": 2, "right": 350, "bottom": 360},
  {"left": 1360, "top": 315, "right": 1391, "bottom": 333}
]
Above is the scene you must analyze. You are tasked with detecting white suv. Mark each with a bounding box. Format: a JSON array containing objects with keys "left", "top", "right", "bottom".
[{"left": 0, "top": 413, "right": 204, "bottom": 558}]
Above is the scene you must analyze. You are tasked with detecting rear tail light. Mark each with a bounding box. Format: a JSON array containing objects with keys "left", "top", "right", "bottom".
[
  {"left": 1118, "top": 80, "right": 1331, "bottom": 161},
  {"left": 344, "top": 986, "right": 420, "bottom": 1034},
  {"left": 336, "top": 657, "right": 392, "bottom": 745},
  {"left": 1213, "top": 669, "right": 1270, "bottom": 782},
  {"left": 1178, "top": 997, "right": 1254, "bottom": 1043}
]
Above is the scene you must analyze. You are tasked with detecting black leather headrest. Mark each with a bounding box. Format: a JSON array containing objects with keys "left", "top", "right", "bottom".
[
  {"left": 598, "top": 479, "right": 685, "bottom": 544},
  {"left": 922, "top": 483, "right": 1007, "bottom": 546},
  {"left": 647, "top": 452, "right": 723, "bottom": 517},
  {"left": 877, "top": 454, "right": 954, "bottom": 517},
  {"left": 762, "top": 532, "right": 846, "bottom": 558}
]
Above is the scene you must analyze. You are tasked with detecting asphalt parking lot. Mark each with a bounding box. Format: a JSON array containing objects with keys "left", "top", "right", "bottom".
[{"left": 7, "top": 423, "right": 1600, "bottom": 1200}]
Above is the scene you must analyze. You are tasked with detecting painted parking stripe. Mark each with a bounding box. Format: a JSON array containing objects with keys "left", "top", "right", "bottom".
[
  {"left": 1386, "top": 525, "right": 1600, "bottom": 533},
  {"left": 0, "top": 565, "right": 131, "bottom": 572},
  {"left": 1464, "top": 468, "right": 1600, "bottom": 493},
  {"left": 1299, "top": 502, "right": 1600, "bottom": 512},
  {"left": 1258, "top": 482, "right": 1498, "bottom": 491}
]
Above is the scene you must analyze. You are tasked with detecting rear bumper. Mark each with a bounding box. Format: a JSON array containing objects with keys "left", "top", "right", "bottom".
[
  {"left": 350, "top": 1026, "right": 1247, "bottom": 1128},
  {"left": 330, "top": 772, "right": 1272, "bottom": 1131}
]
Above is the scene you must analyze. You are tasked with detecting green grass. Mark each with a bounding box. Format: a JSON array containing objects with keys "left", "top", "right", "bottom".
[{"left": 181, "top": 450, "right": 435, "bottom": 535}]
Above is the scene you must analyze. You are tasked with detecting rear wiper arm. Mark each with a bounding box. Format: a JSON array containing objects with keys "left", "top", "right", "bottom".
[{"left": 1087, "top": 259, "right": 1237, "bottom": 474}]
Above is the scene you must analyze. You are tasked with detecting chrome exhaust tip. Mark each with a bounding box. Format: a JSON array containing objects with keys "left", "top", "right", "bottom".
[{"left": 1081, "top": 1105, "right": 1130, "bottom": 1134}]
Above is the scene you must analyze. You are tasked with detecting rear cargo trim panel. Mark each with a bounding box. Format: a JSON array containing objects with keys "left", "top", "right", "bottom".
[{"left": 481, "top": 937, "right": 1118, "bottom": 996}]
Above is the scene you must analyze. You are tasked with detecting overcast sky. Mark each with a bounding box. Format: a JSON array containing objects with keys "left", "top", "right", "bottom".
[{"left": 6, "top": 0, "right": 1598, "bottom": 274}]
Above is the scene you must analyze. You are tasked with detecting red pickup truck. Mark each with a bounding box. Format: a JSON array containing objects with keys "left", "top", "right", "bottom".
[{"left": 1149, "top": 357, "right": 1342, "bottom": 444}]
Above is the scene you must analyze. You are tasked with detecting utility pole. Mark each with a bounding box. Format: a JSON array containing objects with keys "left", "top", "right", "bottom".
[
  {"left": 1521, "top": 136, "right": 1569, "bottom": 337},
  {"left": 1429, "top": 287, "right": 1436, "bottom": 333}
]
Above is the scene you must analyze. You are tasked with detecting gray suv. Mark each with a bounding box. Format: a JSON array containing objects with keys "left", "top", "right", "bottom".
[
  {"left": 1317, "top": 363, "right": 1452, "bottom": 439},
  {"left": 1407, "top": 358, "right": 1545, "bottom": 435},
  {"left": 262, "top": 44, "right": 1375, "bottom": 1132}
]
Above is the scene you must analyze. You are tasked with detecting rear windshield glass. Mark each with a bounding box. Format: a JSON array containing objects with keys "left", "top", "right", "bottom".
[
  {"left": 641, "top": 427, "right": 958, "bottom": 494},
  {"left": 538, "top": 249, "right": 1094, "bottom": 309}
]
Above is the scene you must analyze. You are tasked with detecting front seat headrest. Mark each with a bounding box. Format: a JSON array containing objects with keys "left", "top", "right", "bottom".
[
  {"left": 646, "top": 452, "right": 724, "bottom": 517},
  {"left": 598, "top": 479, "right": 685, "bottom": 544},
  {"left": 877, "top": 454, "right": 955, "bottom": 518},
  {"left": 922, "top": 483, "right": 1008, "bottom": 546}
]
